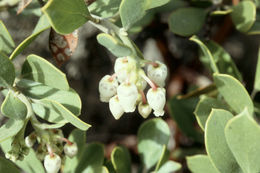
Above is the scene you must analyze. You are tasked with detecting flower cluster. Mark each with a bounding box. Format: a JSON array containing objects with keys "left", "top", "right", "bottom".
[
  {"left": 6, "top": 129, "right": 78, "bottom": 173},
  {"left": 99, "top": 56, "right": 167, "bottom": 119}
]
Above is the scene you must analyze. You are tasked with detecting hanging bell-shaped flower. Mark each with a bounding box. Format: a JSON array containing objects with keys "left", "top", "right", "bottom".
[
  {"left": 138, "top": 102, "right": 152, "bottom": 118},
  {"left": 109, "top": 95, "right": 124, "bottom": 119},
  {"left": 44, "top": 153, "right": 61, "bottom": 173},
  {"left": 64, "top": 143, "right": 78, "bottom": 158},
  {"left": 147, "top": 61, "right": 167, "bottom": 87},
  {"left": 99, "top": 75, "right": 118, "bottom": 102},
  {"left": 25, "top": 136, "right": 35, "bottom": 148},
  {"left": 147, "top": 87, "right": 166, "bottom": 116},
  {"left": 117, "top": 82, "right": 138, "bottom": 112},
  {"left": 114, "top": 57, "right": 136, "bottom": 83}
]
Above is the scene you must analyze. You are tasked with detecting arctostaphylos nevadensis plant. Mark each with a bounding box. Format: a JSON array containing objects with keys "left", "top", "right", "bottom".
[{"left": 0, "top": 0, "right": 260, "bottom": 173}]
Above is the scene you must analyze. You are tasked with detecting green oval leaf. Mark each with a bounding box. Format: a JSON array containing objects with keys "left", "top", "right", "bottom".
[
  {"left": 168, "top": 8, "right": 207, "bottom": 36},
  {"left": 213, "top": 73, "right": 254, "bottom": 115},
  {"left": 42, "top": 0, "right": 90, "bottom": 34},
  {"left": 102, "top": 166, "right": 109, "bottom": 173},
  {"left": 247, "top": 22, "right": 260, "bottom": 35},
  {"left": 205, "top": 109, "right": 241, "bottom": 173},
  {"left": 0, "top": 21, "right": 15, "bottom": 55},
  {"left": 89, "top": 0, "right": 121, "bottom": 18},
  {"left": 254, "top": 47, "right": 260, "bottom": 91},
  {"left": 0, "top": 157, "right": 20, "bottom": 173},
  {"left": 200, "top": 40, "right": 242, "bottom": 80},
  {"left": 157, "top": 161, "right": 181, "bottom": 173},
  {"left": 187, "top": 155, "right": 220, "bottom": 173},
  {"left": 225, "top": 109, "right": 260, "bottom": 173},
  {"left": 137, "top": 118, "right": 170, "bottom": 169},
  {"left": 97, "top": 33, "right": 132, "bottom": 57},
  {"left": 231, "top": 1, "right": 256, "bottom": 32},
  {"left": 190, "top": 36, "right": 219, "bottom": 73},
  {"left": 75, "top": 143, "right": 104, "bottom": 173},
  {"left": 154, "top": 145, "right": 170, "bottom": 171},
  {"left": 194, "top": 96, "right": 229, "bottom": 131},
  {"left": 21, "top": 54, "right": 70, "bottom": 90},
  {"left": 1, "top": 91, "right": 27, "bottom": 120},
  {"left": 32, "top": 101, "right": 67, "bottom": 124},
  {"left": 168, "top": 97, "right": 203, "bottom": 142},
  {"left": 147, "top": 0, "right": 170, "bottom": 9},
  {"left": 119, "top": 0, "right": 169, "bottom": 29},
  {"left": 111, "top": 146, "right": 131, "bottom": 173},
  {"left": 104, "top": 160, "right": 116, "bottom": 173},
  {"left": 36, "top": 122, "right": 66, "bottom": 129},
  {"left": 35, "top": 99, "right": 90, "bottom": 131},
  {"left": 0, "top": 119, "right": 24, "bottom": 142},
  {"left": 247, "top": 12, "right": 260, "bottom": 35},
  {"left": 17, "top": 79, "right": 81, "bottom": 116},
  {"left": 32, "top": 14, "right": 51, "bottom": 34},
  {"left": 120, "top": 0, "right": 146, "bottom": 29},
  {"left": 15, "top": 149, "right": 45, "bottom": 173},
  {"left": 0, "top": 53, "right": 15, "bottom": 88},
  {"left": 9, "top": 15, "right": 51, "bottom": 60}
]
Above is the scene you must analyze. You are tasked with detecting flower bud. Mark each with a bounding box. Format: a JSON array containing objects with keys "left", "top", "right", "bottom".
[
  {"left": 99, "top": 75, "right": 118, "bottom": 102},
  {"left": 64, "top": 143, "right": 78, "bottom": 158},
  {"left": 44, "top": 153, "right": 61, "bottom": 173},
  {"left": 9, "top": 154, "right": 18, "bottom": 162},
  {"left": 18, "top": 154, "right": 25, "bottom": 161},
  {"left": 5, "top": 152, "right": 18, "bottom": 162},
  {"left": 138, "top": 102, "right": 152, "bottom": 118},
  {"left": 147, "top": 88, "right": 166, "bottom": 116},
  {"left": 114, "top": 57, "right": 136, "bottom": 83},
  {"left": 25, "top": 136, "right": 35, "bottom": 148},
  {"left": 147, "top": 61, "right": 167, "bottom": 87},
  {"left": 36, "top": 144, "right": 46, "bottom": 161},
  {"left": 109, "top": 95, "right": 124, "bottom": 119},
  {"left": 21, "top": 146, "right": 30, "bottom": 156},
  {"left": 136, "top": 70, "right": 147, "bottom": 90},
  {"left": 117, "top": 83, "right": 138, "bottom": 112},
  {"left": 5, "top": 153, "right": 11, "bottom": 160}
]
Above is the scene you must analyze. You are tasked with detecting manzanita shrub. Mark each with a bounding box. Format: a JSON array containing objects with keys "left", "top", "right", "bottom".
[{"left": 0, "top": 0, "right": 260, "bottom": 172}]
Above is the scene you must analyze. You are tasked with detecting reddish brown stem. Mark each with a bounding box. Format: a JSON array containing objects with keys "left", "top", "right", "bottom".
[
  {"left": 60, "top": 137, "right": 73, "bottom": 145},
  {"left": 108, "top": 73, "right": 117, "bottom": 82},
  {"left": 139, "top": 90, "right": 147, "bottom": 104},
  {"left": 141, "top": 74, "right": 157, "bottom": 90},
  {"left": 145, "top": 61, "right": 159, "bottom": 68},
  {"left": 47, "top": 144, "right": 54, "bottom": 157}
]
